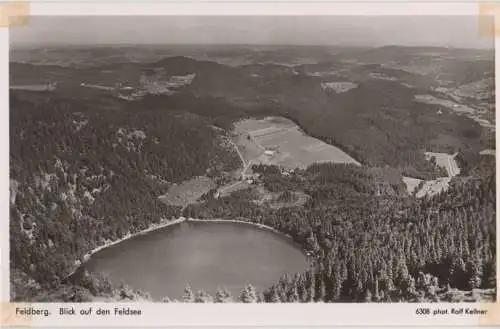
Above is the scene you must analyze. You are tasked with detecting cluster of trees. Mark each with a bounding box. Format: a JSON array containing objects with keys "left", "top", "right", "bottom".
[
  {"left": 185, "top": 161, "right": 496, "bottom": 302},
  {"left": 10, "top": 93, "right": 239, "bottom": 299},
  {"left": 456, "top": 151, "right": 495, "bottom": 177},
  {"left": 284, "top": 80, "right": 484, "bottom": 179}
]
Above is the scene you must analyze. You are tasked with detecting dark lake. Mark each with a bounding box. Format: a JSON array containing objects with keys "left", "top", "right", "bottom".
[{"left": 84, "top": 221, "right": 309, "bottom": 300}]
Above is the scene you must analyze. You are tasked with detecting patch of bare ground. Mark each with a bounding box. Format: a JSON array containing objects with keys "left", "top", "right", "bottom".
[
  {"left": 415, "top": 177, "right": 452, "bottom": 198},
  {"left": 402, "top": 152, "right": 461, "bottom": 197},
  {"left": 252, "top": 186, "right": 309, "bottom": 209},
  {"left": 158, "top": 176, "right": 216, "bottom": 208},
  {"left": 218, "top": 180, "right": 253, "bottom": 198},
  {"left": 402, "top": 176, "right": 423, "bottom": 195},
  {"left": 436, "top": 288, "right": 496, "bottom": 303},
  {"left": 320, "top": 81, "right": 358, "bottom": 93}
]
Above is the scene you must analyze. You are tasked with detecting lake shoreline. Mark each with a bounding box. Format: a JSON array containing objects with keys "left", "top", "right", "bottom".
[
  {"left": 186, "top": 218, "right": 305, "bottom": 250},
  {"left": 67, "top": 217, "right": 187, "bottom": 278},
  {"left": 68, "top": 216, "right": 308, "bottom": 279}
]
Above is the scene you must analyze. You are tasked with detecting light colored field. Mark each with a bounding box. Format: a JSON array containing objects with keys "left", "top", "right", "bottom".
[
  {"left": 403, "top": 151, "right": 460, "bottom": 198},
  {"left": 10, "top": 84, "right": 56, "bottom": 92},
  {"left": 159, "top": 176, "right": 216, "bottom": 207},
  {"left": 424, "top": 152, "right": 460, "bottom": 177},
  {"left": 320, "top": 81, "right": 358, "bottom": 93},
  {"left": 480, "top": 149, "right": 496, "bottom": 156},
  {"left": 233, "top": 117, "right": 360, "bottom": 170},
  {"left": 402, "top": 176, "right": 422, "bottom": 195},
  {"left": 403, "top": 176, "right": 452, "bottom": 198},
  {"left": 415, "top": 177, "right": 452, "bottom": 198},
  {"left": 218, "top": 180, "right": 252, "bottom": 198},
  {"left": 251, "top": 186, "right": 310, "bottom": 209},
  {"left": 415, "top": 94, "right": 475, "bottom": 115},
  {"left": 369, "top": 73, "right": 398, "bottom": 81},
  {"left": 414, "top": 94, "right": 494, "bottom": 130},
  {"left": 234, "top": 133, "right": 263, "bottom": 164}
]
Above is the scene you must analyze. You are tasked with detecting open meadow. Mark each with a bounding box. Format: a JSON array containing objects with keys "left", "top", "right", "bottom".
[
  {"left": 233, "top": 117, "right": 360, "bottom": 170},
  {"left": 158, "top": 176, "right": 216, "bottom": 208}
]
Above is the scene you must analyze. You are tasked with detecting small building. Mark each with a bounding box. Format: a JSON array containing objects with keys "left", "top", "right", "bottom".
[{"left": 264, "top": 150, "right": 275, "bottom": 157}]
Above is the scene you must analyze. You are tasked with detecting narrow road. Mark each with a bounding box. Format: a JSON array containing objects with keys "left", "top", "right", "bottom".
[
  {"left": 448, "top": 153, "right": 460, "bottom": 177},
  {"left": 228, "top": 138, "right": 246, "bottom": 169},
  {"left": 215, "top": 137, "right": 249, "bottom": 198}
]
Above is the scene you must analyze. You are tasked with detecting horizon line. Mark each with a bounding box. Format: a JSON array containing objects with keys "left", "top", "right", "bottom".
[{"left": 10, "top": 43, "right": 495, "bottom": 51}]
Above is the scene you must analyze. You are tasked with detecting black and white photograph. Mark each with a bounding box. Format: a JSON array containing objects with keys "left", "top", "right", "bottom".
[{"left": 9, "top": 14, "right": 496, "bottom": 305}]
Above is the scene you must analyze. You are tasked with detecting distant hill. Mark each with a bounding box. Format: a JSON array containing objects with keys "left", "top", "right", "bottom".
[{"left": 11, "top": 47, "right": 492, "bottom": 179}]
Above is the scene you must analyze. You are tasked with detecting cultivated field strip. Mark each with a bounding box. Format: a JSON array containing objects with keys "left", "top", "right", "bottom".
[{"left": 233, "top": 117, "right": 361, "bottom": 170}]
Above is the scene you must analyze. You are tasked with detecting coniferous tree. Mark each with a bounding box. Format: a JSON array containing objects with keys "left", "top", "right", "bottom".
[
  {"left": 195, "top": 290, "right": 212, "bottom": 303},
  {"left": 239, "top": 284, "right": 257, "bottom": 303},
  {"left": 182, "top": 285, "right": 194, "bottom": 303},
  {"left": 215, "top": 287, "right": 233, "bottom": 303}
]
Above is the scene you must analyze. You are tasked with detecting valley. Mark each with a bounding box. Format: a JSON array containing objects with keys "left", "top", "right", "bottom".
[{"left": 9, "top": 44, "right": 496, "bottom": 303}]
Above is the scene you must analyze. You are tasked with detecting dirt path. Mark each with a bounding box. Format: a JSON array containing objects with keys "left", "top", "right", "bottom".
[
  {"left": 448, "top": 153, "right": 460, "bottom": 177},
  {"left": 215, "top": 138, "right": 249, "bottom": 198},
  {"left": 229, "top": 138, "right": 246, "bottom": 168}
]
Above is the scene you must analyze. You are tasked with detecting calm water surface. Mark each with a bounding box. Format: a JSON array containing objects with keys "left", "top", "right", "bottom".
[{"left": 84, "top": 221, "right": 308, "bottom": 300}]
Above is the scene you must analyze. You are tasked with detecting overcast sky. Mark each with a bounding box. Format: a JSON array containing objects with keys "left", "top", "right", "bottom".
[{"left": 11, "top": 16, "right": 494, "bottom": 49}]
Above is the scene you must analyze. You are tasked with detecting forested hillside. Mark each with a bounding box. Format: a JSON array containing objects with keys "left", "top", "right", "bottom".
[
  {"left": 9, "top": 46, "right": 496, "bottom": 303},
  {"left": 10, "top": 92, "right": 240, "bottom": 300},
  {"left": 10, "top": 89, "right": 496, "bottom": 302},
  {"left": 136, "top": 56, "right": 488, "bottom": 179},
  {"left": 187, "top": 161, "right": 496, "bottom": 302},
  {"left": 11, "top": 52, "right": 492, "bottom": 179},
  {"left": 15, "top": 160, "right": 495, "bottom": 303}
]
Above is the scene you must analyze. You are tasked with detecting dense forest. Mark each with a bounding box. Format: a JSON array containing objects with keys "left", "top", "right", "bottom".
[
  {"left": 9, "top": 92, "right": 240, "bottom": 299},
  {"left": 183, "top": 160, "right": 496, "bottom": 301},
  {"left": 14, "top": 158, "right": 496, "bottom": 303}
]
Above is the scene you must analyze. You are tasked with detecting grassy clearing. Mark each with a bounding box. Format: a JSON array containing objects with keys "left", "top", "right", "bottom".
[
  {"left": 415, "top": 177, "right": 452, "bottom": 198},
  {"left": 233, "top": 117, "right": 360, "bottom": 170},
  {"left": 402, "top": 176, "right": 422, "bottom": 195},
  {"left": 159, "top": 176, "right": 216, "bottom": 208},
  {"left": 219, "top": 180, "right": 253, "bottom": 198},
  {"left": 260, "top": 190, "right": 310, "bottom": 209},
  {"left": 233, "top": 133, "right": 263, "bottom": 164}
]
